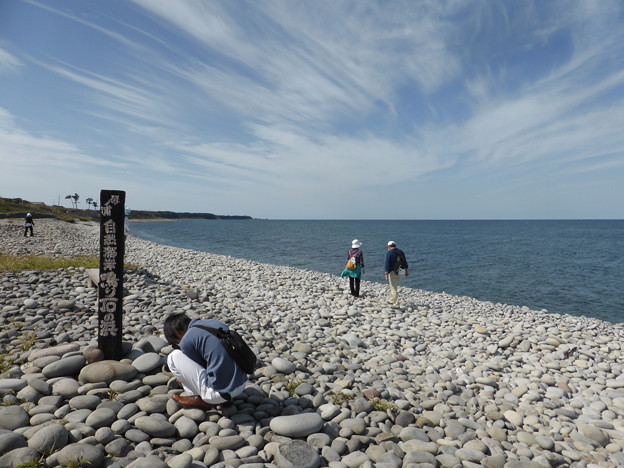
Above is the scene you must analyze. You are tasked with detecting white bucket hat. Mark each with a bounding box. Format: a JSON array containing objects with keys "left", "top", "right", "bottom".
[{"left": 352, "top": 239, "right": 362, "bottom": 249}]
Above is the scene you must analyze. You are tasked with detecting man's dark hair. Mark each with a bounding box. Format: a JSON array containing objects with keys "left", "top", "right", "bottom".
[{"left": 163, "top": 313, "right": 191, "bottom": 346}]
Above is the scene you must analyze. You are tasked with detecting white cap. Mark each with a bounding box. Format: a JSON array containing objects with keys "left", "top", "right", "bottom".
[{"left": 387, "top": 241, "right": 396, "bottom": 246}]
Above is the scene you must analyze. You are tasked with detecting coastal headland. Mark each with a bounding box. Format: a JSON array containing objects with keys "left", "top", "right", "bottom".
[
  {"left": 1, "top": 219, "right": 623, "bottom": 467},
  {"left": 0, "top": 196, "right": 253, "bottom": 223}
]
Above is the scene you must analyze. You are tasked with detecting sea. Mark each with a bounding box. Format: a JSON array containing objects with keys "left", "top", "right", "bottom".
[{"left": 129, "top": 219, "right": 624, "bottom": 324}]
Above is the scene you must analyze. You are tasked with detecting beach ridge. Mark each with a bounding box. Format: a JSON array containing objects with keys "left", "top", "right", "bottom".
[{"left": 1, "top": 219, "right": 623, "bottom": 467}]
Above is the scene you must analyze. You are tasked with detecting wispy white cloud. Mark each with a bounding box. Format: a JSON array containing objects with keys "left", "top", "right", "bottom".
[
  {"left": 0, "top": 107, "right": 131, "bottom": 204},
  {"left": 0, "top": 107, "right": 123, "bottom": 170},
  {"left": 130, "top": 0, "right": 463, "bottom": 124},
  {"left": 0, "top": 47, "right": 21, "bottom": 74},
  {"left": 0, "top": 0, "right": 622, "bottom": 217},
  {"left": 32, "top": 58, "right": 179, "bottom": 130},
  {"left": 24, "top": 0, "right": 145, "bottom": 51}
]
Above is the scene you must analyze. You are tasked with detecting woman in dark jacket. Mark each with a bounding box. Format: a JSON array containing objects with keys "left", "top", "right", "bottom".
[{"left": 340, "top": 239, "right": 365, "bottom": 297}]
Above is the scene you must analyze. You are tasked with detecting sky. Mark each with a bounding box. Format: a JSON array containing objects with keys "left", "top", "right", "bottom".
[{"left": 1, "top": 1, "right": 623, "bottom": 220}]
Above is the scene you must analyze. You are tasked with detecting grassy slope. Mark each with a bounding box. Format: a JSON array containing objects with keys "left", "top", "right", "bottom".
[
  {"left": 0, "top": 197, "right": 252, "bottom": 221},
  {"left": 0, "top": 197, "right": 98, "bottom": 222}
]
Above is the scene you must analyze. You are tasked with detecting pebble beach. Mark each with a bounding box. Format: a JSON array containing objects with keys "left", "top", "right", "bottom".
[{"left": 1, "top": 218, "right": 623, "bottom": 468}]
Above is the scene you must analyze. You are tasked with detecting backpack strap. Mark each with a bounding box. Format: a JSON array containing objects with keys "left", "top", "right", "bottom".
[{"left": 192, "top": 324, "right": 226, "bottom": 338}]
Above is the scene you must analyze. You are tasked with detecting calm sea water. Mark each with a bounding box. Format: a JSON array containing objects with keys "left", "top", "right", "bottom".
[{"left": 129, "top": 219, "right": 624, "bottom": 324}]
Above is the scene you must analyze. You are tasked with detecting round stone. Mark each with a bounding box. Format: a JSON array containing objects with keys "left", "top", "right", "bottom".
[
  {"left": 85, "top": 408, "right": 117, "bottom": 429},
  {"left": 271, "top": 357, "right": 296, "bottom": 374},
  {"left": 27, "top": 424, "right": 69, "bottom": 453},
  {"left": 0, "top": 379, "right": 28, "bottom": 392},
  {"left": 0, "top": 432, "right": 27, "bottom": 454},
  {"left": 276, "top": 440, "right": 321, "bottom": 468},
  {"left": 134, "top": 416, "right": 176, "bottom": 437},
  {"left": 69, "top": 395, "right": 102, "bottom": 410},
  {"left": 503, "top": 410, "right": 523, "bottom": 426},
  {"left": 78, "top": 361, "right": 138, "bottom": 384},
  {"left": 0, "top": 406, "right": 30, "bottom": 430},
  {"left": 55, "top": 444, "right": 105, "bottom": 468},
  {"left": 174, "top": 416, "right": 199, "bottom": 439},
  {"left": 132, "top": 353, "right": 163, "bottom": 373},
  {"left": 270, "top": 413, "right": 324, "bottom": 438},
  {"left": 42, "top": 355, "right": 86, "bottom": 378}
]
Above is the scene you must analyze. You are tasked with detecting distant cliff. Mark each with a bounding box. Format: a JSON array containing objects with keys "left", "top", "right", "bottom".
[
  {"left": 0, "top": 197, "right": 253, "bottom": 221},
  {"left": 129, "top": 210, "right": 252, "bottom": 220}
]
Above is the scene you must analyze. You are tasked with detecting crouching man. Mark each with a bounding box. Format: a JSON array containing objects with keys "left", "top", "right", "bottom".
[{"left": 164, "top": 312, "right": 248, "bottom": 409}]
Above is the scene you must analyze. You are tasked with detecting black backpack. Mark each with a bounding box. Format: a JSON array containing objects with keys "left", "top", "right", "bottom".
[
  {"left": 394, "top": 249, "right": 407, "bottom": 271},
  {"left": 192, "top": 325, "right": 257, "bottom": 374}
]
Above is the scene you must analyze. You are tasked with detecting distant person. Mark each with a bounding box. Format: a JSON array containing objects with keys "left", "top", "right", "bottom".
[
  {"left": 163, "top": 313, "right": 248, "bottom": 409},
  {"left": 385, "top": 241, "right": 408, "bottom": 307},
  {"left": 24, "top": 213, "right": 34, "bottom": 237},
  {"left": 341, "top": 239, "right": 365, "bottom": 297}
]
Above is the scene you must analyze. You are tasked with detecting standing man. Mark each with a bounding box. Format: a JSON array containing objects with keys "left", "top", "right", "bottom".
[
  {"left": 385, "top": 241, "right": 408, "bottom": 307},
  {"left": 24, "top": 213, "right": 35, "bottom": 237},
  {"left": 163, "top": 312, "right": 248, "bottom": 409}
]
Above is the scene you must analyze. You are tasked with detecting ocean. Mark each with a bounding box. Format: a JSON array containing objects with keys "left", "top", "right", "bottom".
[{"left": 129, "top": 219, "right": 624, "bottom": 324}]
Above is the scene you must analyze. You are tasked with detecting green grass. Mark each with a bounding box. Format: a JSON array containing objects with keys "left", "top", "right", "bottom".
[
  {"left": 369, "top": 397, "right": 398, "bottom": 413},
  {"left": 330, "top": 392, "right": 354, "bottom": 405},
  {"left": 16, "top": 456, "right": 46, "bottom": 468},
  {"left": 0, "top": 197, "right": 99, "bottom": 222},
  {"left": 0, "top": 255, "right": 139, "bottom": 274},
  {"left": 61, "top": 457, "right": 90, "bottom": 468},
  {"left": 9, "top": 319, "right": 26, "bottom": 330},
  {"left": 0, "top": 354, "right": 15, "bottom": 374},
  {"left": 20, "top": 331, "right": 38, "bottom": 351},
  {"left": 284, "top": 378, "right": 303, "bottom": 396},
  {"left": 0, "top": 254, "right": 100, "bottom": 273}
]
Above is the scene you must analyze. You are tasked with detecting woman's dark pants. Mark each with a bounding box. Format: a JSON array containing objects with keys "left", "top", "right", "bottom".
[{"left": 349, "top": 277, "right": 360, "bottom": 297}]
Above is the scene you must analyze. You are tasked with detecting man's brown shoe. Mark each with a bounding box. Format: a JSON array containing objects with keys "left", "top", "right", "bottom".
[{"left": 172, "top": 394, "right": 213, "bottom": 410}]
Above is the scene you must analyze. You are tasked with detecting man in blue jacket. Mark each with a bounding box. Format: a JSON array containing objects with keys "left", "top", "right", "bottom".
[
  {"left": 164, "top": 313, "right": 248, "bottom": 409},
  {"left": 384, "top": 241, "right": 409, "bottom": 307}
]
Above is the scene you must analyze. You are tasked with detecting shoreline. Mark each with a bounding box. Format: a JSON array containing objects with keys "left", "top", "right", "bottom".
[
  {"left": 127, "top": 218, "right": 623, "bottom": 326},
  {"left": 1, "top": 219, "right": 624, "bottom": 467}
]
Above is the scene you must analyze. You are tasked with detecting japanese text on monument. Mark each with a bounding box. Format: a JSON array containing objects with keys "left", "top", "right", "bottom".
[
  {"left": 97, "top": 190, "right": 125, "bottom": 361},
  {"left": 99, "top": 194, "right": 121, "bottom": 337}
]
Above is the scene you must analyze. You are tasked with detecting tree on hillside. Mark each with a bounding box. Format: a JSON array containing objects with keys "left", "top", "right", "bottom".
[
  {"left": 86, "top": 197, "right": 94, "bottom": 209},
  {"left": 93, "top": 201, "right": 98, "bottom": 209},
  {"left": 65, "top": 194, "right": 75, "bottom": 209},
  {"left": 72, "top": 193, "right": 80, "bottom": 208}
]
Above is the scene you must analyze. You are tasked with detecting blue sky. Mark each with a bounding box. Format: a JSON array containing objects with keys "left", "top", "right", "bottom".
[{"left": 1, "top": 1, "right": 623, "bottom": 219}]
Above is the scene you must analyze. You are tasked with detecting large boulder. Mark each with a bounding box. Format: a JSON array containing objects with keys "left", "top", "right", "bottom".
[{"left": 78, "top": 360, "right": 138, "bottom": 384}]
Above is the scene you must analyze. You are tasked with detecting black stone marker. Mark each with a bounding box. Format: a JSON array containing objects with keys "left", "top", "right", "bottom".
[{"left": 98, "top": 190, "right": 126, "bottom": 360}]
